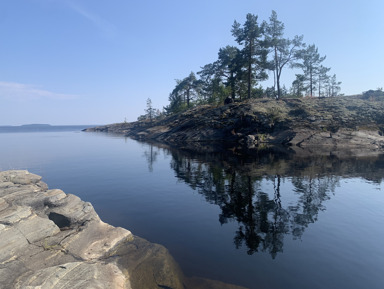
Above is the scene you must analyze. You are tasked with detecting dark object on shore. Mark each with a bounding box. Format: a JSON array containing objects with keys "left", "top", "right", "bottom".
[{"left": 224, "top": 96, "right": 234, "bottom": 105}]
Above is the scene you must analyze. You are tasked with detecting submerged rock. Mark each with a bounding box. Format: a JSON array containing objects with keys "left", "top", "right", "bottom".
[{"left": 0, "top": 170, "right": 248, "bottom": 289}]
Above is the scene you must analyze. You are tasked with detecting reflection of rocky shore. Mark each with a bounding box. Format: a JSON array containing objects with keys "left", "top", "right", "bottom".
[
  {"left": 143, "top": 142, "right": 384, "bottom": 258},
  {"left": 145, "top": 141, "right": 384, "bottom": 182},
  {"left": 0, "top": 170, "right": 247, "bottom": 289}
]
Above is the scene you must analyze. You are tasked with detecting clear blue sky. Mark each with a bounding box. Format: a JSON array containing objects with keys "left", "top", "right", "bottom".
[{"left": 1, "top": 0, "right": 383, "bottom": 125}]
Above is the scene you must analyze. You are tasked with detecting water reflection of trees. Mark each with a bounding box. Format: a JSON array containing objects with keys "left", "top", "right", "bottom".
[
  {"left": 142, "top": 144, "right": 160, "bottom": 172},
  {"left": 142, "top": 143, "right": 384, "bottom": 258},
  {"left": 168, "top": 150, "right": 347, "bottom": 258},
  {"left": 221, "top": 173, "right": 290, "bottom": 257}
]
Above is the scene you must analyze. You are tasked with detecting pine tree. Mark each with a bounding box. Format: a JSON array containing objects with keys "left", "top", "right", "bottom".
[
  {"left": 232, "top": 13, "right": 268, "bottom": 99},
  {"left": 291, "top": 74, "right": 307, "bottom": 97},
  {"left": 317, "top": 65, "right": 331, "bottom": 97},
  {"left": 198, "top": 45, "right": 244, "bottom": 101},
  {"left": 165, "top": 72, "right": 202, "bottom": 114},
  {"left": 145, "top": 98, "right": 156, "bottom": 122},
  {"left": 327, "top": 74, "right": 342, "bottom": 97},
  {"left": 264, "top": 10, "right": 304, "bottom": 99},
  {"left": 297, "top": 44, "right": 326, "bottom": 96}
]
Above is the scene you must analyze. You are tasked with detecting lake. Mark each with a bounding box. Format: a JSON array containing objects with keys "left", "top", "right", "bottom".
[{"left": 0, "top": 127, "right": 383, "bottom": 289}]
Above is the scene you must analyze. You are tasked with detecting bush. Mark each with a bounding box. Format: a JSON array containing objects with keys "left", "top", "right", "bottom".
[
  {"left": 362, "top": 89, "right": 384, "bottom": 99},
  {"left": 289, "top": 108, "right": 309, "bottom": 118}
]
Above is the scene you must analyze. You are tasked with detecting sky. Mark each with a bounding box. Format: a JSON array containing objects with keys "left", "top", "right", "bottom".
[{"left": 0, "top": 0, "right": 383, "bottom": 125}]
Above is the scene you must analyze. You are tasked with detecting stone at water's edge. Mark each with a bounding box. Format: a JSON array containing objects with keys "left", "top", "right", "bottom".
[{"left": 0, "top": 170, "right": 248, "bottom": 289}]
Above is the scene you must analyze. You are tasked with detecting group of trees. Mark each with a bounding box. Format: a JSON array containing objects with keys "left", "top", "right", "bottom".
[{"left": 165, "top": 11, "right": 342, "bottom": 115}]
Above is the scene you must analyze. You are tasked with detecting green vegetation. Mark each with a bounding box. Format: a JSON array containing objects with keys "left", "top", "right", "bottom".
[
  {"left": 164, "top": 11, "right": 343, "bottom": 115},
  {"left": 362, "top": 88, "right": 384, "bottom": 99}
]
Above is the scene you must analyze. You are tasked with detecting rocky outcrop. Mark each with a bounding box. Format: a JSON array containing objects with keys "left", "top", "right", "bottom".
[
  {"left": 0, "top": 170, "right": 130, "bottom": 289},
  {"left": 0, "top": 170, "right": 248, "bottom": 289},
  {"left": 86, "top": 96, "right": 384, "bottom": 153}
]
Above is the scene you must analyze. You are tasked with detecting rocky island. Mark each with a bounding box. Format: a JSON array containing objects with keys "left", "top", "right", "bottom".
[
  {"left": 86, "top": 96, "right": 384, "bottom": 154},
  {"left": 0, "top": 170, "right": 246, "bottom": 289}
]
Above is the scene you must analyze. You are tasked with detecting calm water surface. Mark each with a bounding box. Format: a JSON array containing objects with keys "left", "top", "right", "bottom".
[{"left": 0, "top": 128, "right": 383, "bottom": 289}]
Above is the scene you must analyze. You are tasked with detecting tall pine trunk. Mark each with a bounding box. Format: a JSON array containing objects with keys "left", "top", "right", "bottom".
[
  {"left": 230, "top": 71, "right": 236, "bottom": 99},
  {"left": 309, "top": 67, "right": 313, "bottom": 96},
  {"left": 274, "top": 46, "right": 281, "bottom": 99},
  {"left": 247, "top": 41, "right": 253, "bottom": 99},
  {"left": 186, "top": 89, "right": 190, "bottom": 107}
]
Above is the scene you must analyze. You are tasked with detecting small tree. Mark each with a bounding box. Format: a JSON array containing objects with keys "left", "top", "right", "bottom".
[
  {"left": 164, "top": 72, "right": 203, "bottom": 114},
  {"left": 145, "top": 98, "right": 156, "bottom": 122},
  {"left": 297, "top": 44, "right": 326, "bottom": 97},
  {"left": 317, "top": 65, "right": 331, "bottom": 97},
  {"left": 291, "top": 74, "right": 307, "bottom": 97},
  {"left": 326, "top": 74, "right": 341, "bottom": 97}
]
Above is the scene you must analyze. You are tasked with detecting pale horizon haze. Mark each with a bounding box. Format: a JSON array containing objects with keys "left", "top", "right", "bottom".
[{"left": 1, "top": 0, "right": 383, "bottom": 125}]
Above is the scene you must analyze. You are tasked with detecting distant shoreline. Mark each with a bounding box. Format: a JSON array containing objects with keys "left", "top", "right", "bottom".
[
  {"left": 20, "top": 124, "right": 51, "bottom": 127},
  {"left": 0, "top": 124, "right": 96, "bottom": 133},
  {"left": 0, "top": 124, "right": 97, "bottom": 127}
]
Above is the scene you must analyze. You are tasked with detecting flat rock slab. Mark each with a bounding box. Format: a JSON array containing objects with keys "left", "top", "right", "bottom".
[
  {"left": 0, "top": 170, "right": 248, "bottom": 289},
  {"left": 15, "top": 262, "right": 126, "bottom": 289}
]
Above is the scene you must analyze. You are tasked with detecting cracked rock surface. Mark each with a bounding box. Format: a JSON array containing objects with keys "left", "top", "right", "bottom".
[
  {"left": 0, "top": 170, "right": 133, "bottom": 289},
  {"left": 0, "top": 170, "right": 248, "bottom": 289},
  {"left": 0, "top": 170, "right": 170, "bottom": 289}
]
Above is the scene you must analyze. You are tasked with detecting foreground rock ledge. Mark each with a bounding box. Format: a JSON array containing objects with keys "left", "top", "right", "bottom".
[{"left": 0, "top": 170, "right": 247, "bottom": 289}]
